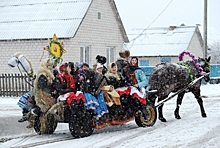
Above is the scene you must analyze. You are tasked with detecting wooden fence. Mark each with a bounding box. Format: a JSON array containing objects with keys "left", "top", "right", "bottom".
[
  {"left": 2, "top": 64, "right": 220, "bottom": 97},
  {"left": 0, "top": 73, "right": 34, "bottom": 97}
]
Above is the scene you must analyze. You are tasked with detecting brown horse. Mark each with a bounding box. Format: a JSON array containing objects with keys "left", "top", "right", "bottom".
[{"left": 148, "top": 54, "right": 211, "bottom": 122}]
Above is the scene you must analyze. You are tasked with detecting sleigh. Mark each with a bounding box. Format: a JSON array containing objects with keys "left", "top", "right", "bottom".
[{"left": 33, "top": 86, "right": 157, "bottom": 138}]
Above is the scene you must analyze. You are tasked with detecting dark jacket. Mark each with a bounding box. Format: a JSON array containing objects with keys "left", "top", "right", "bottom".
[{"left": 80, "top": 69, "right": 104, "bottom": 96}]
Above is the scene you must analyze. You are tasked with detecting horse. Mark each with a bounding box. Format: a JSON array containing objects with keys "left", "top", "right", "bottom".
[{"left": 148, "top": 51, "right": 211, "bottom": 122}]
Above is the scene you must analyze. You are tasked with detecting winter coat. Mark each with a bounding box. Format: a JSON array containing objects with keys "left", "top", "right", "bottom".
[
  {"left": 123, "top": 62, "right": 148, "bottom": 90},
  {"left": 80, "top": 69, "right": 104, "bottom": 96},
  {"left": 53, "top": 72, "right": 76, "bottom": 96},
  {"left": 134, "top": 69, "right": 148, "bottom": 89},
  {"left": 105, "top": 62, "right": 126, "bottom": 88},
  {"left": 115, "top": 57, "right": 129, "bottom": 72}
]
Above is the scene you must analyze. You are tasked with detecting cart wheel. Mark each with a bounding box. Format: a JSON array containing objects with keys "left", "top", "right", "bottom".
[
  {"left": 135, "top": 103, "right": 157, "bottom": 127},
  {"left": 69, "top": 100, "right": 94, "bottom": 138},
  {"left": 34, "top": 113, "right": 57, "bottom": 134}
]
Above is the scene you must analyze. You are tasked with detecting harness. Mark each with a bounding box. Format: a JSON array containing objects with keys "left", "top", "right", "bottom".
[
  {"left": 177, "top": 62, "right": 194, "bottom": 81},
  {"left": 204, "top": 59, "right": 210, "bottom": 72}
]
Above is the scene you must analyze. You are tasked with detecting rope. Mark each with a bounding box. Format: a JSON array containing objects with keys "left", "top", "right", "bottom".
[
  {"left": 39, "top": 49, "right": 45, "bottom": 62},
  {"left": 17, "top": 61, "right": 34, "bottom": 87}
]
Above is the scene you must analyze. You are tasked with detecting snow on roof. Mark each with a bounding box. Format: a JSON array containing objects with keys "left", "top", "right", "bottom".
[
  {"left": 0, "top": 0, "right": 92, "bottom": 40},
  {"left": 126, "top": 26, "right": 198, "bottom": 57}
]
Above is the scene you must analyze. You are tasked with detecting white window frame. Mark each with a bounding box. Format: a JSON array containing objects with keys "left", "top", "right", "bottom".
[
  {"left": 80, "top": 46, "right": 90, "bottom": 65},
  {"left": 106, "top": 47, "right": 115, "bottom": 66}
]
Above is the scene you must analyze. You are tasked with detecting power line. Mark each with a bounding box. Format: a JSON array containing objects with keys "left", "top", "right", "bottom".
[{"left": 124, "top": 0, "right": 174, "bottom": 49}]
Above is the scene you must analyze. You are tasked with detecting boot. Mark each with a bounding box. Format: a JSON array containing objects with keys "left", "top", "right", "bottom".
[
  {"left": 18, "top": 113, "right": 28, "bottom": 122},
  {"left": 31, "top": 107, "right": 42, "bottom": 116}
]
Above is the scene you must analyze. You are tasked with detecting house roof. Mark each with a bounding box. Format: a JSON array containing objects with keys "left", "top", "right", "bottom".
[
  {"left": 111, "top": 0, "right": 129, "bottom": 43},
  {"left": 0, "top": 0, "right": 92, "bottom": 40},
  {"left": 126, "top": 26, "right": 203, "bottom": 57}
]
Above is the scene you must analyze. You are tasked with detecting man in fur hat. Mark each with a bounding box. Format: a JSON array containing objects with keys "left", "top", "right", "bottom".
[{"left": 116, "top": 50, "right": 130, "bottom": 72}]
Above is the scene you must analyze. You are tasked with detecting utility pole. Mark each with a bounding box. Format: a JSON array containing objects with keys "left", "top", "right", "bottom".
[{"left": 203, "top": 0, "right": 208, "bottom": 58}]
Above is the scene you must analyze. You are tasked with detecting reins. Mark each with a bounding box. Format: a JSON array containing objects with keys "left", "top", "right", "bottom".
[{"left": 17, "top": 60, "right": 34, "bottom": 87}]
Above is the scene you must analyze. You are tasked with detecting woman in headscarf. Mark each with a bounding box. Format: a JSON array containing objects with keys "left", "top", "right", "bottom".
[
  {"left": 105, "top": 62, "right": 126, "bottom": 89},
  {"left": 103, "top": 62, "right": 124, "bottom": 107}
]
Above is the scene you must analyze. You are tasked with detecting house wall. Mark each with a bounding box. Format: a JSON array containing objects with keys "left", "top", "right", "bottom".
[
  {"left": 0, "top": 0, "right": 124, "bottom": 74},
  {"left": 1, "top": 39, "right": 52, "bottom": 74},
  {"left": 59, "top": 0, "right": 125, "bottom": 68},
  {"left": 187, "top": 31, "right": 204, "bottom": 58}
]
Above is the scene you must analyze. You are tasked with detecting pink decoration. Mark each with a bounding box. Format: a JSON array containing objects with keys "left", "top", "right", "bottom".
[{"left": 178, "top": 51, "right": 205, "bottom": 75}]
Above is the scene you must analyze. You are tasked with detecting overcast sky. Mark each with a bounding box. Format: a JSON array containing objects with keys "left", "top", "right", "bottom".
[{"left": 114, "top": 0, "right": 220, "bottom": 44}]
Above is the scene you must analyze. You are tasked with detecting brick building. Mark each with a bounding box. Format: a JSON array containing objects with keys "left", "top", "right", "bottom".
[{"left": 0, "top": 0, "right": 129, "bottom": 73}]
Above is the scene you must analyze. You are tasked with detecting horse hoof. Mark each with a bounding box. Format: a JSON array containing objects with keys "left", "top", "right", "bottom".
[
  {"left": 202, "top": 113, "right": 207, "bottom": 118},
  {"left": 159, "top": 117, "right": 167, "bottom": 122},
  {"left": 174, "top": 111, "right": 181, "bottom": 119},
  {"left": 175, "top": 116, "right": 181, "bottom": 119}
]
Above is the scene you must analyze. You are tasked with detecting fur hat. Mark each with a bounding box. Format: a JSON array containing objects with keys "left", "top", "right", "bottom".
[
  {"left": 119, "top": 50, "right": 130, "bottom": 59},
  {"left": 96, "top": 55, "right": 106, "bottom": 65}
]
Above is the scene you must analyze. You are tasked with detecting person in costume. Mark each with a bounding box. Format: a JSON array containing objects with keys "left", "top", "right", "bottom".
[
  {"left": 53, "top": 62, "right": 76, "bottom": 101},
  {"left": 102, "top": 63, "right": 123, "bottom": 107},
  {"left": 93, "top": 55, "right": 108, "bottom": 75},
  {"left": 33, "top": 58, "right": 57, "bottom": 114},
  {"left": 105, "top": 62, "right": 126, "bottom": 89},
  {"left": 116, "top": 50, "right": 130, "bottom": 73},
  {"left": 122, "top": 56, "right": 148, "bottom": 103},
  {"left": 79, "top": 63, "right": 108, "bottom": 120},
  {"left": 96, "top": 63, "right": 104, "bottom": 74},
  {"left": 129, "top": 56, "right": 148, "bottom": 91}
]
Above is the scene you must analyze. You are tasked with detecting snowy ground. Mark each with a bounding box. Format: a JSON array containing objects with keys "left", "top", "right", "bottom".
[{"left": 0, "top": 83, "right": 220, "bottom": 148}]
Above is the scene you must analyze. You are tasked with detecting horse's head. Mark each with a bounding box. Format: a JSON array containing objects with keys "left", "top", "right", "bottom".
[
  {"left": 8, "top": 52, "right": 34, "bottom": 77},
  {"left": 198, "top": 56, "right": 211, "bottom": 82}
]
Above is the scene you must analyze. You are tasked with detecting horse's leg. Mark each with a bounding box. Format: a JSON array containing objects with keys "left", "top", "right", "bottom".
[
  {"left": 174, "top": 92, "right": 185, "bottom": 119},
  {"left": 192, "top": 89, "right": 207, "bottom": 117},
  {"left": 158, "top": 97, "right": 167, "bottom": 122}
]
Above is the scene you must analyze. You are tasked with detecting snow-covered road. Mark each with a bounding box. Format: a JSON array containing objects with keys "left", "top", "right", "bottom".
[{"left": 1, "top": 83, "right": 220, "bottom": 148}]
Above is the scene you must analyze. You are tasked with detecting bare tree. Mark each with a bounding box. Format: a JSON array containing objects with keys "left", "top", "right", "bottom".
[{"left": 208, "top": 40, "right": 220, "bottom": 64}]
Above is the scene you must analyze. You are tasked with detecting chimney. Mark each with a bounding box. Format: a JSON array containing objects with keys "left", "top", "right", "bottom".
[{"left": 169, "top": 26, "right": 176, "bottom": 30}]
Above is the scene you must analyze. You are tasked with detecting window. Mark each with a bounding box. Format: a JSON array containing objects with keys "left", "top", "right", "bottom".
[
  {"left": 160, "top": 57, "right": 171, "bottom": 63},
  {"left": 106, "top": 47, "right": 115, "bottom": 66},
  {"left": 98, "top": 12, "right": 101, "bottom": 19},
  {"left": 80, "top": 46, "right": 90, "bottom": 65},
  {"left": 140, "top": 60, "right": 149, "bottom": 66}
]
